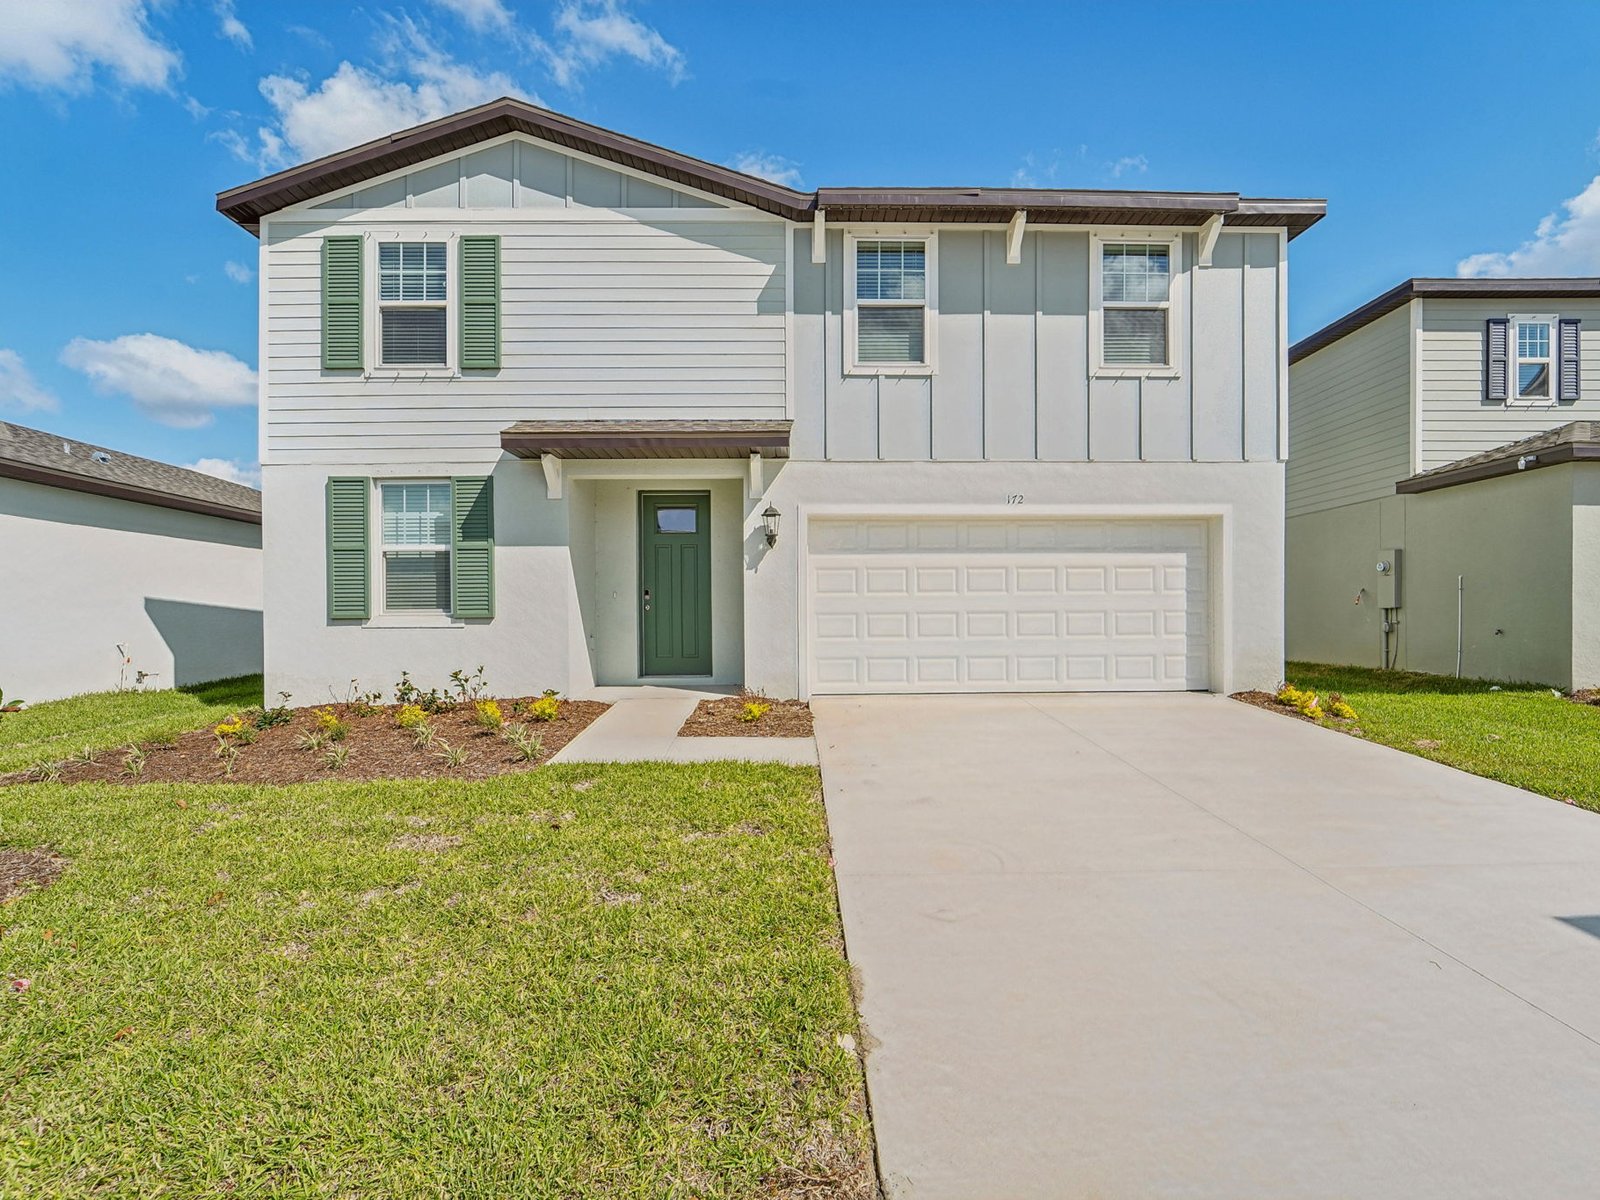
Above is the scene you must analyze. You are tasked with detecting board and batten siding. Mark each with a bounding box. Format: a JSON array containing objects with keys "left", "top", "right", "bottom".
[
  {"left": 791, "top": 228, "right": 1284, "bottom": 463},
  {"left": 264, "top": 214, "right": 787, "bottom": 466},
  {"left": 1419, "top": 298, "right": 1600, "bottom": 471},
  {"left": 1286, "top": 304, "right": 1413, "bottom": 518}
]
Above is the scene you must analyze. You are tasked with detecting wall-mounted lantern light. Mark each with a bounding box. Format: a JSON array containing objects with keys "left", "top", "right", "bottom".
[{"left": 761, "top": 504, "right": 781, "bottom": 547}]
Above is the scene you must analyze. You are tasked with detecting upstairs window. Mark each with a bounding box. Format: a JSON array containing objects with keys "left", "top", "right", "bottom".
[
  {"left": 1099, "top": 241, "right": 1173, "bottom": 368},
  {"left": 378, "top": 242, "right": 447, "bottom": 366},
  {"left": 1513, "top": 316, "right": 1553, "bottom": 402},
  {"left": 379, "top": 481, "right": 451, "bottom": 612},
  {"left": 847, "top": 236, "right": 935, "bottom": 372}
]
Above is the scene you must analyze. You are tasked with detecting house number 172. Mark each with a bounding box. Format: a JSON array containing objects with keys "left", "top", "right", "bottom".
[{"left": 1005, "top": 493, "right": 1025, "bottom": 504}]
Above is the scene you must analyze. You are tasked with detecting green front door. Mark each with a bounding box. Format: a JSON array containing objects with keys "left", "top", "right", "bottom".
[{"left": 639, "top": 491, "right": 713, "bottom": 676}]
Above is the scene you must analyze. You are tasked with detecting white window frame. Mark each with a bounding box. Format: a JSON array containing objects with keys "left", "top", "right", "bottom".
[
  {"left": 1090, "top": 231, "right": 1184, "bottom": 378},
  {"left": 1508, "top": 312, "right": 1557, "bottom": 407},
  {"left": 375, "top": 479, "right": 453, "bottom": 618},
  {"left": 843, "top": 231, "right": 938, "bottom": 376},
  {"left": 366, "top": 234, "right": 457, "bottom": 375}
]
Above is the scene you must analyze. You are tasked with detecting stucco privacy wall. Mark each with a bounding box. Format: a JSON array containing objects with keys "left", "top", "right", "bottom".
[
  {"left": 1285, "top": 466, "right": 1586, "bottom": 687},
  {"left": 791, "top": 228, "right": 1284, "bottom": 464},
  {"left": 264, "top": 460, "right": 1282, "bottom": 700},
  {"left": 0, "top": 478, "right": 263, "bottom": 702}
]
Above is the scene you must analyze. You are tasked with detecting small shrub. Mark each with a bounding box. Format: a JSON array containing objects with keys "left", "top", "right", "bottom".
[
  {"left": 473, "top": 699, "right": 504, "bottom": 730},
  {"left": 738, "top": 700, "right": 772, "bottom": 723},
  {"left": 393, "top": 671, "right": 450, "bottom": 713},
  {"left": 1325, "top": 692, "right": 1359, "bottom": 721},
  {"left": 67, "top": 746, "right": 98, "bottom": 766},
  {"left": 296, "top": 730, "right": 329, "bottom": 753},
  {"left": 28, "top": 760, "right": 62, "bottom": 783},
  {"left": 0, "top": 687, "right": 24, "bottom": 716},
  {"left": 451, "top": 666, "right": 489, "bottom": 703},
  {"left": 121, "top": 746, "right": 147, "bottom": 779},
  {"left": 213, "top": 714, "right": 256, "bottom": 744},
  {"left": 435, "top": 741, "right": 469, "bottom": 768},
  {"left": 312, "top": 707, "right": 348, "bottom": 742},
  {"left": 526, "top": 692, "right": 561, "bottom": 723},
  {"left": 256, "top": 693, "right": 294, "bottom": 729},
  {"left": 322, "top": 744, "right": 350, "bottom": 771},
  {"left": 502, "top": 723, "right": 544, "bottom": 763},
  {"left": 1275, "top": 683, "right": 1321, "bottom": 718},
  {"left": 214, "top": 741, "right": 240, "bottom": 777},
  {"left": 395, "top": 703, "right": 428, "bottom": 729},
  {"left": 411, "top": 721, "right": 437, "bottom": 750}
]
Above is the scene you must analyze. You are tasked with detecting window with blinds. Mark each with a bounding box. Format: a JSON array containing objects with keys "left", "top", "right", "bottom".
[
  {"left": 379, "top": 242, "right": 448, "bottom": 366},
  {"left": 380, "top": 482, "right": 451, "bottom": 611},
  {"left": 853, "top": 239, "right": 929, "bottom": 367},
  {"left": 1100, "top": 242, "right": 1172, "bottom": 367}
]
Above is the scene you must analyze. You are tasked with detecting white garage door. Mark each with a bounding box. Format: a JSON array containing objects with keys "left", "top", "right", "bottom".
[{"left": 807, "top": 516, "right": 1211, "bottom": 694}]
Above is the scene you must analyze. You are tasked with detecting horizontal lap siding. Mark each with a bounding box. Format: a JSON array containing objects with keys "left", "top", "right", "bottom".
[
  {"left": 1421, "top": 299, "right": 1600, "bottom": 471},
  {"left": 792, "top": 229, "right": 1281, "bottom": 463},
  {"left": 266, "top": 218, "right": 787, "bottom": 465},
  {"left": 1287, "top": 305, "right": 1411, "bottom": 517}
]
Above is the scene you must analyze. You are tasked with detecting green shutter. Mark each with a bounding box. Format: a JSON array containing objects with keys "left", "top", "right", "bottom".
[
  {"left": 322, "top": 236, "right": 363, "bottom": 370},
  {"left": 459, "top": 235, "right": 501, "bottom": 370},
  {"left": 451, "top": 476, "right": 494, "bottom": 619},
  {"left": 326, "top": 477, "right": 371, "bottom": 620}
]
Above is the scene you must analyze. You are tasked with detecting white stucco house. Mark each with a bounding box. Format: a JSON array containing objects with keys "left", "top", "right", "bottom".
[
  {"left": 217, "top": 98, "right": 1323, "bottom": 702},
  {"left": 1287, "top": 278, "right": 1600, "bottom": 687},
  {"left": 0, "top": 421, "right": 263, "bottom": 702}
]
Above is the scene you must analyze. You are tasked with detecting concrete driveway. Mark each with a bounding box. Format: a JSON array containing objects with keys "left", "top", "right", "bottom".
[{"left": 814, "top": 693, "right": 1600, "bottom": 1199}]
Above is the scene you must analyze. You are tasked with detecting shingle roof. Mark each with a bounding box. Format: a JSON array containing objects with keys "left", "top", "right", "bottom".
[
  {"left": 0, "top": 421, "right": 261, "bottom": 523},
  {"left": 216, "top": 97, "right": 1325, "bottom": 239},
  {"left": 1291, "top": 278, "right": 1600, "bottom": 364},
  {"left": 1395, "top": 420, "right": 1600, "bottom": 494}
]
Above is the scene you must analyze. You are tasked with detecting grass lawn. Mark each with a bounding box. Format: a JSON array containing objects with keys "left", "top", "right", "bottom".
[
  {"left": 0, "top": 677, "right": 263, "bottom": 776},
  {"left": 1286, "top": 662, "right": 1600, "bottom": 812},
  {"left": 0, "top": 765, "right": 871, "bottom": 1197}
]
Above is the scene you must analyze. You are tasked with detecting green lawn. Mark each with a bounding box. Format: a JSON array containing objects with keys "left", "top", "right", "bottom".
[
  {"left": 1286, "top": 662, "right": 1600, "bottom": 811},
  {"left": 0, "top": 676, "right": 263, "bottom": 775},
  {"left": 0, "top": 765, "right": 871, "bottom": 1197}
]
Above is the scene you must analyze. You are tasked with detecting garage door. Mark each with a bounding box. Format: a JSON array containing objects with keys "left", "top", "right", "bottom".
[{"left": 807, "top": 516, "right": 1211, "bottom": 694}]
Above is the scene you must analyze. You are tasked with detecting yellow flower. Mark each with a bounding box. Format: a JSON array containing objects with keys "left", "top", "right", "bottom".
[{"left": 738, "top": 701, "right": 772, "bottom": 723}]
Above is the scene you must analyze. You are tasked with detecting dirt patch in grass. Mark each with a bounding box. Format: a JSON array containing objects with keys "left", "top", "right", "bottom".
[
  {"left": 0, "top": 847, "right": 65, "bottom": 904},
  {"left": 679, "top": 696, "right": 814, "bottom": 738},
  {"left": 3, "top": 699, "right": 608, "bottom": 787}
]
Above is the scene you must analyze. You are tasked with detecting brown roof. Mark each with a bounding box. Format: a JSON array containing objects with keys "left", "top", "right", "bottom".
[
  {"left": 0, "top": 421, "right": 261, "bottom": 523},
  {"left": 1292, "top": 278, "right": 1600, "bottom": 364},
  {"left": 501, "top": 419, "right": 791, "bottom": 460},
  {"left": 217, "top": 96, "right": 1324, "bottom": 238},
  {"left": 1395, "top": 421, "right": 1600, "bottom": 494}
]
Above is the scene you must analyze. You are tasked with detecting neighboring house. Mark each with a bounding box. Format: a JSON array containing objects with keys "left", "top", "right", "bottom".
[
  {"left": 217, "top": 97, "right": 1323, "bottom": 701},
  {"left": 0, "top": 421, "right": 263, "bottom": 702},
  {"left": 1287, "top": 278, "right": 1600, "bottom": 688}
]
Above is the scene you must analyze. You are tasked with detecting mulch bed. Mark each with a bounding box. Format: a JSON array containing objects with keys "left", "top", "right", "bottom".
[
  {"left": 4, "top": 699, "right": 609, "bottom": 787},
  {"left": 1231, "top": 689, "right": 1319, "bottom": 724},
  {"left": 0, "top": 848, "right": 66, "bottom": 905},
  {"left": 678, "top": 696, "right": 814, "bottom": 738},
  {"left": 1570, "top": 689, "right": 1600, "bottom": 706}
]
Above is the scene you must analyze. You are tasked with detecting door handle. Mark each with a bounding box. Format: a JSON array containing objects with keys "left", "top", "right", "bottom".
[{"left": 642, "top": 588, "right": 651, "bottom": 613}]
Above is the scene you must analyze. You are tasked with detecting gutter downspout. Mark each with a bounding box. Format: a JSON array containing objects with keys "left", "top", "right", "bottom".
[{"left": 1456, "top": 575, "right": 1464, "bottom": 677}]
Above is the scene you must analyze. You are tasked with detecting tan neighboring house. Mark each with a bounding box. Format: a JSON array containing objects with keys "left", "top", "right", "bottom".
[
  {"left": 1287, "top": 278, "right": 1600, "bottom": 687},
  {"left": 0, "top": 421, "right": 264, "bottom": 702}
]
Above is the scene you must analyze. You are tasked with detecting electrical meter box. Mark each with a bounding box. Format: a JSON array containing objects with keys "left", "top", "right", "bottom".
[{"left": 1373, "top": 548, "right": 1401, "bottom": 608}]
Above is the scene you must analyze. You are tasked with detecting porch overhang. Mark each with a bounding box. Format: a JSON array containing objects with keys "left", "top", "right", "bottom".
[{"left": 500, "top": 419, "right": 792, "bottom": 461}]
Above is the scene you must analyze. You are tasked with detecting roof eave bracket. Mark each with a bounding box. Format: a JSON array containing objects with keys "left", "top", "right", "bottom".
[
  {"left": 1197, "top": 214, "right": 1225, "bottom": 267},
  {"left": 811, "top": 208, "right": 826, "bottom": 264},
  {"left": 1005, "top": 210, "right": 1027, "bottom": 265},
  {"left": 540, "top": 453, "right": 563, "bottom": 500}
]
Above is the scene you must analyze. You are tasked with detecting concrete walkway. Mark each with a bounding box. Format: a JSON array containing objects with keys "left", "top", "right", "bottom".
[
  {"left": 552, "top": 686, "right": 817, "bottom": 765},
  {"left": 816, "top": 693, "right": 1600, "bottom": 1199}
]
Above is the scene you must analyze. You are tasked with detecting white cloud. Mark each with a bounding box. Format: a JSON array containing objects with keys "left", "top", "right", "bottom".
[
  {"left": 223, "top": 260, "right": 255, "bottom": 284},
  {"left": 728, "top": 151, "right": 802, "bottom": 189},
  {"left": 429, "top": 0, "right": 516, "bottom": 33},
  {"left": 214, "top": 0, "right": 251, "bottom": 49},
  {"left": 244, "top": 22, "right": 522, "bottom": 168},
  {"left": 184, "top": 457, "right": 261, "bottom": 488},
  {"left": 542, "top": 0, "right": 685, "bottom": 87},
  {"left": 0, "top": 349, "right": 59, "bottom": 414},
  {"left": 1011, "top": 150, "right": 1062, "bottom": 189},
  {"left": 60, "top": 334, "right": 256, "bottom": 429},
  {"left": 0, "top": 0, "right": 180, "bottom": 93},
  {"left": 1458, "top": 175, "right": 1600, "bottom": 277},
  {"left": 1107, "top": 154, "right": 1148, "bottom": 179}
]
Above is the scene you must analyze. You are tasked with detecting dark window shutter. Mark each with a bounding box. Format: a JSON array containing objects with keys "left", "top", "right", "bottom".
[
  {"left": 1485, "top": 317, "right": 1510, "bottom": 402},
  {"left": 451, "top": 476, "right": 495, "bottom": 619},
  {"left": 322, "top": 236, "right": 363, "bottom": 370},
  {"left": 1559, "top": 318, "right": 1582, "bottom": 401},
  {"left": 326, "top": 477, "right": 371, "bottom": 619},
  {"left": 459, "top": 235, "right": 501, "bottom": 370}
]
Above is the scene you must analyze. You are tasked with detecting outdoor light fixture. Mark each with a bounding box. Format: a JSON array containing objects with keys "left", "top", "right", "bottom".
[{"left": 761, "top": 504, "right": 781, "bottom": 547}]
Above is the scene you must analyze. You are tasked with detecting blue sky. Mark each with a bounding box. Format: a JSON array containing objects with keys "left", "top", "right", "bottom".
[{"left": 4, "top": 0, "right": 1600, "bottom": 484}]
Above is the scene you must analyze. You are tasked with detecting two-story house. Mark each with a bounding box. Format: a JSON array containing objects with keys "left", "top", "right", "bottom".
[
  {"left": 1288, "top": 278, "right": 1600, "bottom": 688},
  {"left": 217, "top": 98, "right": 1323, "bottom": 702}
]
